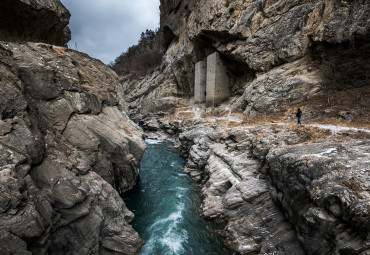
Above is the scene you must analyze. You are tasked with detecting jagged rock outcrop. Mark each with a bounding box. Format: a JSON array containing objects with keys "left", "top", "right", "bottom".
[
  {"left": 180, "top": 123, "right": 369, "bottom": 254},
  {"left": 268, "top": 141, "right": 370, "bottom": 254},
  {"left": 0, "top": 42, "right": 145, "bottom": 254},
  {"left": 0, "top": 0, "right": 71, "bottom": 46},
  {"left": 183, "top": 0, "right": 369, "bottom": 71}
]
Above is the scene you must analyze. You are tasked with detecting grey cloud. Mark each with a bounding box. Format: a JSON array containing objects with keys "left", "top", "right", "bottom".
[{"left": 61, "top": 0, "right": 160, "bottom": 64}]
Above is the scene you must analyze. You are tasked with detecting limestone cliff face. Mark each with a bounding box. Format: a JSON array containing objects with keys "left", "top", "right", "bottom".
[
  {"left": 124, "top": 0, "right": 369, "bottom": 119},
  {"left": 0, "top": 1, "right": 147, "bottom": 253},
  {"left": 0, "top": 0, "right": 71, "bottom": 46},
  {"left": 0, "top": 0, "right": 145, "bottom": 255},
  {"left": 0, "top": 42, "right": 145, "bottom": 254}
]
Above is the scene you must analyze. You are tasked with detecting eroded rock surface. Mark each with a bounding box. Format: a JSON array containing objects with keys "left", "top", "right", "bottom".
[
  {"left": 0, "top": 42, "right": 145, "bottom": 254},
  {"left": 122, "top": 65, "right": 191, "bottom": 121},
  {"left": 123, "top": 0, "right": 369, "bottom": 119},
  {"left": 268, "top": 141, "right": 370, "bottom": 254},
  {"left": 179, "top": 123, "right": 370, "bottom": 254},
  {"left": 0, "top": 0, "right": 71, "bottom": 46}
]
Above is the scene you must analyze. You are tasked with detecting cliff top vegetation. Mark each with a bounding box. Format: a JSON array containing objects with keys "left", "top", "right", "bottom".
[{"left": 108, "top": 28, "right": 163, "bottom": 78}]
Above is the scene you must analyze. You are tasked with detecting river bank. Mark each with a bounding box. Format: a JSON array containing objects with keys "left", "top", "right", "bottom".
[{"left": 133, "top": 114, "right": 370, "bottom": 255}]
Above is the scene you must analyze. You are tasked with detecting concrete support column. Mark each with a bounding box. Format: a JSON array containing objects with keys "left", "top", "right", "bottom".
[
  {"left": 206, "top": 52, "right": 230, "bottom": 107},
  {"left": 194, "top": 60, "right": 207, "bottom": 103}
]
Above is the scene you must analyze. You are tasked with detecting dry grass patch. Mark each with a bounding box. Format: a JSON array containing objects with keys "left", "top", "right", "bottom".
[
  {"left": 53, "top": 46, "right": 66, "bottom": 57},
  {"left": 200, "top": 108, "right": 229, "bottom": 118},
  {"left": 342, "top": 180, "right": 365, "bottom": 199},
  {"left": 227, "top": 121, "right": 244, "bottom": 128},
  {"left": 242, "top": 112, "right": 286, "bottom": 126},
  {"left": 176, "top": 111, "right": 195, "bottom": 119},
  {"left": 337, "top": 130, "right": 370, "bottom": 140},
  {"left": 177, "top": 106, "right": 192, "bottom": 112},
  {"left": 209, "top": 118, "right": 242, "bottom": 128},
  {"left": 289, "top": 86, "right": 370, "bottom": 127},
  {"left": 121, "top": 125, "right": 132, "bottom": 137},
  {"left": 77, "top": 68, "right": 86, "bottom": 78},
  {"left": 81, "top": 84, "right": 91, "bottom": 90},
  {"left": 77, "top": 68, "right": 94, "bottom": 87},
  {"left": 293, "top": 125, "right": 332, "bottom": 142}
]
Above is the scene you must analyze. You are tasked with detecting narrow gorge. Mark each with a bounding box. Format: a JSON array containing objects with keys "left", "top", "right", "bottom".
[
  {"left": 0, "top": 0, "right": 369, "bottom": 255},
  {"left": 124, "top": 139, "right": 225, "bottom": 254}
]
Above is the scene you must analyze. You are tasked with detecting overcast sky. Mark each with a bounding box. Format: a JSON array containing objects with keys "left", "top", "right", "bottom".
[{"left": 60, "top": 0, "right": 160, "bottom": 64}]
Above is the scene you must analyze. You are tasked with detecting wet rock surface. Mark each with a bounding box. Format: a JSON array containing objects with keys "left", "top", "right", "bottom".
[{"left": 0, "top": 42, "right": 145, "bottom": 254}]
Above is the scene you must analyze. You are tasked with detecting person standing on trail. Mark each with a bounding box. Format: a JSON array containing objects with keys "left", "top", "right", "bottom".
[{"left": 296, "top": 108, "right": 302, "bottom": 125}]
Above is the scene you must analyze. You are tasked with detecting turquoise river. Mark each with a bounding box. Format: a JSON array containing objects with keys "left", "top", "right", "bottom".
[{"left": 124, "top": 139, "right": 226, "bottom": 255}]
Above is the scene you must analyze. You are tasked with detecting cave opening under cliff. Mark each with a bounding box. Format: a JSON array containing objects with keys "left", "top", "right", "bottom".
[
  {"left": 192, "top": 35, "right": 256, "bottom": 98},
  {"left": 317, "top": 35, "right": 370, "bottom": 90},
  {"left": 161, "top": 26, "right": 179, "bottom": 53},
  {"left": 314, "top": 34, "right": 370, "bottom": 108},
  {"left": 222, "top": 54, "right": 257, "bottom": 96}
]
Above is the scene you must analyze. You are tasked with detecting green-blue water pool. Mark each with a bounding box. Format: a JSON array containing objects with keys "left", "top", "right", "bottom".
[{"left": 124, "top": 139, "right": 225, "bottom": 255}]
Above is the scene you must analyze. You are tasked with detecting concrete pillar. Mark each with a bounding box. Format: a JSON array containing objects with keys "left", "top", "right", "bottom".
[
  {"left": 194, "top": 60, "right": 207, "bottom": 103},
  {"left": 206, "top": 52, "right": 230, "bottom": 107}
]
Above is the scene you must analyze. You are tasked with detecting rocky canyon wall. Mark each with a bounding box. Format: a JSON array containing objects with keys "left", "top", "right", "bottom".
[
  {"left": 124, "top": 0, "right": 369, "bottom": 120},
  {"left": 122, "top": 0, "right": 370, "bottom": 254},
  {"left": 0, "top": 0, "right": 146, "bottom": 254},
  {"left": 180, "top": 123, "right": 369, "bottom": 254}
]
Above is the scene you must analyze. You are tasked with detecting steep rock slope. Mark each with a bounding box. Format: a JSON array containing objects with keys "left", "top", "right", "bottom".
[
  {"left": 0, "top": 0, "right": 147, "bottom": 254},
  {"left": 0, "top": 43, "right": 145, "bottom": 255},
  {"left": 0, "top": 0, "right": 71, "bottom": 46}
]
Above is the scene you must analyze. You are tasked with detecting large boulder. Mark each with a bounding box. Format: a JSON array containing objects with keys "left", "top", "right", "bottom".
[{"left": 0, "top": 0, "right": 71, "bottom": 46}]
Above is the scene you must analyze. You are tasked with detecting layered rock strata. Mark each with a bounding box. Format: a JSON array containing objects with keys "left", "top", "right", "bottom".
[
  {"left": 0, "top": 42, "right": 145, "bottom": 254},
  {"left": 179, "top": 123, "right": 369, "bottom": 254}
]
